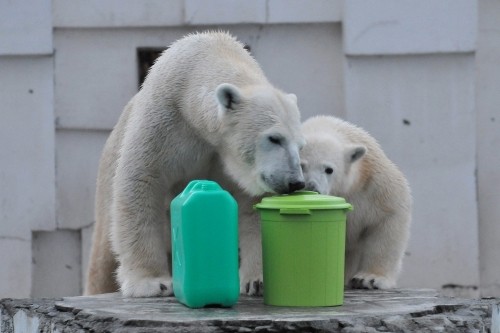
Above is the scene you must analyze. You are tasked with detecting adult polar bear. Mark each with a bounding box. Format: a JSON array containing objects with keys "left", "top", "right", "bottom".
[
  {"left": 299, "top": 116, "right": 411, "bottom": 289},
  {"left": 85, "top": 32, "right": 305, "bottom": 297}
]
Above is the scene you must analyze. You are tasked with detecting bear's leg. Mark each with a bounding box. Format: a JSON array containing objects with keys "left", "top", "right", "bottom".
[
  {"left": 344, "top": 248, "right": 361, "bottom": 286},
  {"left": 111, "top": 178, "right": 173, "bottom": 297},
  {"left": 239, "top": 212, "right": 264, "bottom": 296},
  {"left": 84, "top": 217, "right": 119, "bottom": 295},
  {"left": 349, "top": 215, "right": 410, "bottom": 290}
]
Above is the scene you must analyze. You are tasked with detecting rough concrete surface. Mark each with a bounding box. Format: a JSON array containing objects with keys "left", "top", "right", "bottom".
[{"left": 1, "top": 289, "right": 498, "bottom": 332}]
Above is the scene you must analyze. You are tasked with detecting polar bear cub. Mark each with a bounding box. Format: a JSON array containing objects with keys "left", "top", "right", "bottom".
[
  {"left": 299, "top": 116, "right": 411, "bottom": 289},
  {"left": 85, "top": 32, "right": 306, "bottom": 297}
]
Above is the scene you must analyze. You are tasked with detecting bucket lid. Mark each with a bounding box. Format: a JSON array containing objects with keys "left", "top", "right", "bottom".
[{"left": 255, "top": 191, "right": 352, "bottom": 212}]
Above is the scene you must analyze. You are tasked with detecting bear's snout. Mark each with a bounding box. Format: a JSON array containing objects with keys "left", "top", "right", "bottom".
[{"left": 288, "top": 181, "right": 305, "bottom": 193}]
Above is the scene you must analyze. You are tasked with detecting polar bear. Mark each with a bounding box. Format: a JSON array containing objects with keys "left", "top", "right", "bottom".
[
  {"left": 85, "top": 32, "right": 305, "bottom": 297},
  {"left": 299, "top": 116, "right": 411, "bottom": 289}
]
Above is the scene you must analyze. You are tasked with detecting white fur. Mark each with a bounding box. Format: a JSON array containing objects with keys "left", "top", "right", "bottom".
[
  {"left": 85, "top": 32, "right": 305, "bottom": 297},
  {"left": 299, "top": 116, "right": 412, "bottom": 290}
]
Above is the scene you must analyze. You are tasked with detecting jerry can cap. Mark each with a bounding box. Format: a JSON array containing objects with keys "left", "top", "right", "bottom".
[
  {"left": 180, "top": 180, "right": 223, "bottom": 196},
  {"left": 255, "top": 191, "right": 352, "bottom": 214}
]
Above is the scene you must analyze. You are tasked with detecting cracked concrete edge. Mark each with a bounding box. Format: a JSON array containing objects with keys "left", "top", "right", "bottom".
[{"left": 0, "top": 297, "right": 497, "bottom": 333}]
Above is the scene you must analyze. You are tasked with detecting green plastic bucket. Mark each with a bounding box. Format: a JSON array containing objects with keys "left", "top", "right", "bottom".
[{"left": 255, "top": 191, "right": 352, "bottom": 307}]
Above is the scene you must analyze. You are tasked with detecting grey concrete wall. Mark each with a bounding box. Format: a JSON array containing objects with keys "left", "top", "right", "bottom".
[
  {"left": 0, "top": 0, "right": 55, "bottom": 298},
  {"left": 477, "top": 0, "right": 500, "bottom": 298},
  {"left": 344, "top": 54, "right": 479, "bottom": 291},
  {"left": 32, "top": 230, "right": 81, "bottom": 297},
  {"left": 342, "top": 0, "right": 479, "bottom": 295}
]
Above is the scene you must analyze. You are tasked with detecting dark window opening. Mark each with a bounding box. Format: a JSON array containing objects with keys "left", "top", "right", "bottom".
[
  {"left": 137, "top": 47, "right": 167, "bottom": 88},
  {"left": 137, "top": 44, "right": 251, "bottom": 89}
]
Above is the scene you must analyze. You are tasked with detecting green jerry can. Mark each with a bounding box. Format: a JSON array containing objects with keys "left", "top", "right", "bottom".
[
  {"left": 170, "top": 180, "right": 239, "bottom": 308},
  {"left": 255, "top": 191, "right": 352, "bottom": 307}
]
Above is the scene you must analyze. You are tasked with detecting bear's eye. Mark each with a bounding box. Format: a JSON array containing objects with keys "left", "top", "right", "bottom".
[
  {"left": 300, "top": 163, "right": 307, "bottom": 171},
  {"left": 325, "top": 167, "right": 334, "bottom": 175},
  {"left": 268, "top": 136, "right": 282, "bottom": 145}
]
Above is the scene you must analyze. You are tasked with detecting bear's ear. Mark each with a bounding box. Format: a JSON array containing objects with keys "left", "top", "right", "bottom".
[
  {"left": 287, "top": 93, "right": 298, "bottom": 104},
  {"left": 215, "top": 83, "right": 242, "bottom": 112},
  {"left": 345, "top": 145, "right": 366, "bottom": 164}
]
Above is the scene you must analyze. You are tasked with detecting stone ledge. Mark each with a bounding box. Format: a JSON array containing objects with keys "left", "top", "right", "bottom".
[{"left": 1, "top": 289, "right": 498, "bottom": 332}]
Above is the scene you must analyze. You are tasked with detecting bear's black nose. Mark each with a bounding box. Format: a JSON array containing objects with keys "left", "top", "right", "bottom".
[{"left": 288, "top": 181, "right": 305, "bottom": 193}]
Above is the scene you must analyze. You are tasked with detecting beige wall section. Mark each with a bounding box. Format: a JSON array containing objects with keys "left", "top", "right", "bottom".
[
  {"left": 52, "top": 0, "right": 341, "bottom": 28},
  {"left": 0, "top": 57, "right": 55, "bottom": 298},
  {"left": 54, "top": 24, "right": 344, "bottom": 131},
  {"left": 344, "top": 54, "right": 479, "bottom": 291},
  {"left": 3, "top": 0, "right": 500, "bottom": 299},
  {"left": 0, "top": 57, "right": 56, "bottom": 236},
  {"left": 343, "top": 0, "right": 476, "bottom": 55},
  {"left": 252, "top": 24, "right": 345, "bottom": 120},
  {"left": 56, "top": 130, "right": 109, "bottom": 230},
  {"left": 342, "top": 0, "right": 479, "bottom": 294},
  {"left": 0, "top": 239, "right": 32, "bottom": 298},
  {"left": 477, "top": 0, "right": 500, "bottom": 298},
  {"left": 55, "top": 130, "right": 108, "bottom": 290},
  {"left": 32, "top": 230, "right": 82, "bottom": 298},
  {"left": 0, "top": 0, "right": 52, "bottom": 55}
]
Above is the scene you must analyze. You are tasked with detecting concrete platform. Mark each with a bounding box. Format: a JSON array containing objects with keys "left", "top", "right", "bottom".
[{"left": 1, "top": 289, "right": 499, "bottom": 332}]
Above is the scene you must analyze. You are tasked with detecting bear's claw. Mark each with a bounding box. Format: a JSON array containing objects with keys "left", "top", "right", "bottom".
[
  {"left": 349, "top": 272, "right": 394, "bottom": 290},
  {"left": 349, "top": 277, "right": 378, "bottom": 289},
  {"left": 241, "top": 278, "right": 264, "bottom": 296},
  {"left": 245, "top": 280, "right": 264, "bottom": 296},
  {"left": 120, "top": 276, "right": 173, "bottom": 297}
]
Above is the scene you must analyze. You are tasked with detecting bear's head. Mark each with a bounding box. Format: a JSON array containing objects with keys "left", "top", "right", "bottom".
[
  {"left": 215, "top": 83, "right": 305, "bottom": 195},
  {"left": 299, "top": 132, "right": 366, "bottom": 196}
]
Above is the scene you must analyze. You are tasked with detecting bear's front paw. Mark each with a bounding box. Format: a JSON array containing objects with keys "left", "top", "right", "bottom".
[
  {"left": 349, "top": 272, "right": 395, "bottom": 290},
  {"left": 240, "top": 270, "right": 264, "bottom": 296},
  {"left": 120, "top": 276, "right": 173, "bottom": 297},
  {"left": 240, "top": 276, "right": 264, "bottom": 296}
]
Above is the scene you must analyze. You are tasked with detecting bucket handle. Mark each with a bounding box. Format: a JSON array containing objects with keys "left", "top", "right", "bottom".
[{"left": 279, "top": 208, "right": 311, "bottom": 215}]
